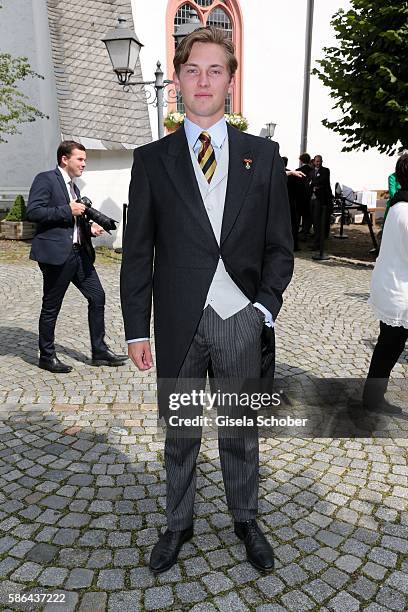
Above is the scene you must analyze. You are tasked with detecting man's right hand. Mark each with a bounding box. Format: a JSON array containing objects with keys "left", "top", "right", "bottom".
[
  {"left": 70, "top": 200, "right": 86, "bottom": 216},
  {"left": 128, "top": 340, "right": 154, "bottom": 371}
]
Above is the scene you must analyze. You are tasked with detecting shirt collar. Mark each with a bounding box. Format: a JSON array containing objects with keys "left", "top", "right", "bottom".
[
  {"left": 184, "top": 116, "right": 227, "bottom": 150},
  {"left": 58, "top": 166, "right": 73, "bottom": 185}
]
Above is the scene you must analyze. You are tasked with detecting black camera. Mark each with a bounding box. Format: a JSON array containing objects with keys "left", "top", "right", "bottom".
[{"left": 77, "top": 196, "right": 118, "bottom": 234}]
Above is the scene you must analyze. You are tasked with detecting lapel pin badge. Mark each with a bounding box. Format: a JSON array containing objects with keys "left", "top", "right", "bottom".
[{"left": 243, "top": 158, "right": 253, "bottom": 170}]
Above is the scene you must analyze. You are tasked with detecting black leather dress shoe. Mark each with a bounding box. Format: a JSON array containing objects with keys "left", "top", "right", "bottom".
[
  {"left": 234, "top": 520, "right": 274, "bottom": 572},
  {"left": 149, "top": 526, "right": 193, "bottom": 574},
  {"left": 38, "top": 357, "right": 72, "bottom": 373},
  {"left": 364, "top": 399, "right": 402, "bottom": 415},
  {"left": 91, "top": 349, "right": 128, "bottom": 366}
]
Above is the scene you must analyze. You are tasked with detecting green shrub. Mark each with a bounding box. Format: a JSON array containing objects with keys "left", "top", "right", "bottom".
[{"left": 5, "top": 194, "right": 26, "bottom": 221}]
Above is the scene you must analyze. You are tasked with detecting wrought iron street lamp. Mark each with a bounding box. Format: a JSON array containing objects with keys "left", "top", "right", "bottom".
[
  {"left": 102, "top": 16, "right": 174, "bottom": 139},
  {"left": 265, "top": 121, "right": 277, "bottom": 139}
]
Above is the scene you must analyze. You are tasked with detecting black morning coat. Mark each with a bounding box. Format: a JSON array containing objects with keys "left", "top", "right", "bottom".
[
  {"left": 26, "top": 168, "right": 95, "bottom": 265},
  {"left": 120, "top": 124, "right": 294, "bottom": 415}
]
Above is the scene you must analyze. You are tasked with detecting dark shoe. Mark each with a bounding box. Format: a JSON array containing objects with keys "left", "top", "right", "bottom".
[
  {"left": 149, "top": 526, "right": 193, "bottom": 574},
  {"left": 91, "top": 349, "right": 128, "bottom": 366},
  {"left": 38, "top": 356, "right": 72, "bottom": 373},
  {"left": 362, "top": 378, "right": 401, "bottom": 414},
  {"left": 234, "top": 520, "right": 274, "bottom": 572},
  {"left": 364, "top": 399, "right": 402, "bottom": 415}
]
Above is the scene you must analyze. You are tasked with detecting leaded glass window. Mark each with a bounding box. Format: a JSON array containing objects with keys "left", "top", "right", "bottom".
[{"left": 207, "top": 7, "right": 232, "bottom": 38}]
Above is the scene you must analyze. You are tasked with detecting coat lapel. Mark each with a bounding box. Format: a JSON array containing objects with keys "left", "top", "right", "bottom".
[
  {"left": 160, "top": 127, "right": 218, "bottom": 245},
  {"left": 220, "top": 125, "right": 256, "bottom": 245}
]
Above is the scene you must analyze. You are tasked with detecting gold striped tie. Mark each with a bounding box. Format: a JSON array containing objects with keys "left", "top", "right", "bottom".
[{"left": 198, "top": 131, "right": 217, "bottom": 183}]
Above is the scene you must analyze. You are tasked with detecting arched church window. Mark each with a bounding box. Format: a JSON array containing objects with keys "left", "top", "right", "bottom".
[{"left": 167, "top": 0, "right": 243, "bottom": 116}]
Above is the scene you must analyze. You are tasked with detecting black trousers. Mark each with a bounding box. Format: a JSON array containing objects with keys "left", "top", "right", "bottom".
[
  {"left": 367, "top": 321, "right": 408, "bottom": 382},
  {"left": 38, "top": 246, "right": 107, "bottom": 360}
]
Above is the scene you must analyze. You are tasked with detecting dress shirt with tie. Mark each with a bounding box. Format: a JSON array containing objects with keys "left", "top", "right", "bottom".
[
  {"left": 58, "top": 166, "right": 80, "bottom": 244},
  {"left": 127, "top": 117, "right": 273, "bottom": 344}
]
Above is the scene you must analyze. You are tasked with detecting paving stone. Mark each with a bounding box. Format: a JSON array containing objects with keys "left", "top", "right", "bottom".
[
  {"left": 43, "top": 591, "right": 79, "bottom": 612},
  {"left": 281, "top": 589, "right": 315, "bottom": 611},
  {"left": 108, "top": 590, "right": 141, "bottom": 611},
  {"left": 376, "top": 586, "right": 406, "bottom": 611},
  {"left": 79, "top": 592, "right": 108, "bottom": 612},
  {"left": 385, "top": 571, "right": 408, "bottom": 595},
  {"left": 10, "top": 561, "right": 42, "bottom": 582},
  {"left": 8, "top": 539, "right": 36, "bottom": 558},
  {"left": 78, "top": 529, "right": 106, "bottom": 547},
  {"left": 97, "top": 569, "right": 125, "bottom": 590},
  {"left": 350, "top": 576, "right": 378, "bottom": 600},
  {"left": 107, "top": 531, "right": 131, "bottom": 548},
  {"left": 362, "top": 561, "right": 388, "bottom": 580},
  {"left": 144, "top": 585, "right": 174, "bottom": 610},
  {"left": 327, "top": 591, "right": 360, "bottom": 611},
  {"left": 334, "top": 554, "right": 363, "bottom": 573},
  {"left": 58, "top": 548, "right": 89, "bottom": 568},
  {"left": 304, "top": 578, "right": 335, "bottom": 603},
  {"left": 65, "top": 568, "right": 94, "bottom": 589},
  {"left": 214, "top": 592, "right": 249, "bottom": 611},
  {"left": 58, "top": 512, "right": 91, "bottom": 528},
  {"left": 26, "top": 542, "right": 58, "bottom": 563},
  {"left": 38, "top": 566, "right": 68, "bottom": 586},
  {"left": 0, "top": 556, "right": 20, "bottom": 577},
  {"left": 257, "top": 575, "right": 285, "bottom": 597},
  {"left": 176, "top": 581, "right": 208, "bottom": 603},
  {"left": 87, "top": 549, "right": 112, "bottom": 569},
  {"left": 113, "top": 547, "right": 139, "bottom": 567},
  {"left": 227, "top": 562, "right": 259, "bottom": 584},
  {"left": 206, "top": 549, "right": 233, "bottom": 568},
  {"left": 53, "top": 528, "right": 80, "bottom": 546},
  {"left": 202, "top": 571, "right": 234, "bottom": 594},
  {"left": 368, "top": 546, "right": 398, "bottom": 568},
  {"left": 321, "top": 568, "right": 350, "bottom": 589},
  {"left": 130, "top": 567, "right": 155, "bottom": 588},
  {"left": 277, "top": 562, "right": 308, "bottom": 586}
]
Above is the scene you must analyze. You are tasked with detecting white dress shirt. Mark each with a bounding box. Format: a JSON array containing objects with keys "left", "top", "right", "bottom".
[
  {"left": 58, "top": 166, "right": 80, "bottom": 244},
  {"left": 127, "top": 117, "right": 273, "bottom": 343}
]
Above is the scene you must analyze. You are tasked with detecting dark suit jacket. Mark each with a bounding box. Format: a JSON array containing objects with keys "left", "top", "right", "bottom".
[
  {"left": 309, "top": 166, "right": 333, "bottom": 205},
  {"left": 26, "top": 168, "right": 94, "bottom": 265},
  {"left": 121, "top": 124, "right": 294, "bottom": 394}
]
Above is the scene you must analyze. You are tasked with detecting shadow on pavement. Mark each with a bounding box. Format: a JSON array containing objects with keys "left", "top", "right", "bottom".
[{"left": 0, "top": 326, "right": 89, "bottom": 365}]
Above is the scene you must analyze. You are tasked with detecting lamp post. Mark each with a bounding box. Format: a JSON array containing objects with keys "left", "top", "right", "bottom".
[
  {"left": 102, "top": 16, "right": 174, "bottom": 140},
  {"left": 265, "top": 122, "right": 277, "bottom": 139},
  {"left": 300, "top": 0, "right": 314, "bottom": 153}
]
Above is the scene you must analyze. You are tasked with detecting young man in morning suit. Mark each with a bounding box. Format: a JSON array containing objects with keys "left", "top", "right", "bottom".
[
  {"left": 27, "top": 141, "right": 127, "bottom": 372},
  {"left": 121, "top": 28, "right": 294, "bottom": 573}
]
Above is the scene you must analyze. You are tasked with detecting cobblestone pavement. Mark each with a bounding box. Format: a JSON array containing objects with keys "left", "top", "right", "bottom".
[{"left": 0, "top": 255, "right": 407, "bottom": 611}]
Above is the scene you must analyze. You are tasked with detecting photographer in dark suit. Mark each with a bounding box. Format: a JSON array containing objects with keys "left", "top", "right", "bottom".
[{"left": 27, "top": 141, "right": 127, "bottom": 372}]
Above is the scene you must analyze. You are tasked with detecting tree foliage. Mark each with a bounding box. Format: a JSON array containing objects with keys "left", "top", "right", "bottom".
[
  {"left": 313, "top": 0, "right": 408, "bottom": 155},
  {"left": 0, "top": 53, "right": 47, "bottom": 143}
]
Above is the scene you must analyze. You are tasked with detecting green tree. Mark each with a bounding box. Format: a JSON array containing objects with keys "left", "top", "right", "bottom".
[
  {"left": 313, "top": 0, "right": 408, "bottom": 155},
  {"left": 0, "top": 53, "right": 47, "bottom": 143}
]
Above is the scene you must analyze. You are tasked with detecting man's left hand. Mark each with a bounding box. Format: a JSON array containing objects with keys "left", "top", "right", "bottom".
[{"left": 91, "top": 223, "right": 105, "bottom": 236}]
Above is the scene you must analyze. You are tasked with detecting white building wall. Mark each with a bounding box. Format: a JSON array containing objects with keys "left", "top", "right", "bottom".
[
  {"left": 77, "top": 150, "right": 133, "bottom": 248},
  {"left": 0, "top": 0, "right": 60, "bottom": 192},
  {"left": 131, "top": 0, "right": 168, "bottom": 142}
]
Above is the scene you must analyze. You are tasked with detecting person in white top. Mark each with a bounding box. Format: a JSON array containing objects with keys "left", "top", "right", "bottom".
[{"left": 363, "top": 154, "right": 408, "bottom": 414}]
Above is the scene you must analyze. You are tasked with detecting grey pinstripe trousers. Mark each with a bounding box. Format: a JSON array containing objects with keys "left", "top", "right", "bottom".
[{"left": 165, "top": 304, "right": 263, "bottom": 530}]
